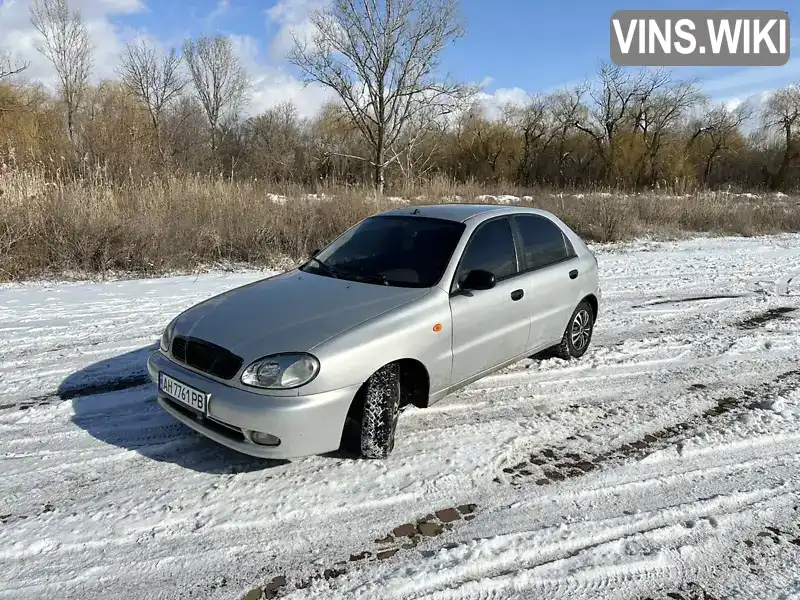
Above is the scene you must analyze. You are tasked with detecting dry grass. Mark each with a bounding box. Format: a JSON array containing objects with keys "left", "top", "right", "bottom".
[{"left": 2, "top": 166, "right": 799, "bottom": 281}]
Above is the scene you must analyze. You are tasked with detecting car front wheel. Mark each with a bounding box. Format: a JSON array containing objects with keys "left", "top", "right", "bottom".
[
  {"left": 553, "top": 300, "right": 595, "bottom": 360},
  {"left": 359, "top": 362, "right": 401, "bottom": 459}
]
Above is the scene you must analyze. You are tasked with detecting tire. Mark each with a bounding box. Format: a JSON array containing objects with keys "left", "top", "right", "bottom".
[
  {"left": 359, "top": 363, "right": 401, "bottom": 459},
  {"left": 553, "top": 300, "right": 595, "bottom": 360}
]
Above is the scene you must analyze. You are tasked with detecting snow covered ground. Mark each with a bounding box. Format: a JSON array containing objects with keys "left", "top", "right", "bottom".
[{"left": 2, "top": 234, "right": 800, "bottom": 600}]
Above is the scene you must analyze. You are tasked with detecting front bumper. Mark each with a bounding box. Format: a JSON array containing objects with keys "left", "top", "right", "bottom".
[{"left": 147, "top": 351, "right": 360, "bottom": 459}]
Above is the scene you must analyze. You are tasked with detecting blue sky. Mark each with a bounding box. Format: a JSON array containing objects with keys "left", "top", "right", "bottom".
[
  {"left": 450, "top": 0, "right": 799, "bottom": 100},
  {"left": 1, "top": 0, "right": 798, "bottom": 117}
]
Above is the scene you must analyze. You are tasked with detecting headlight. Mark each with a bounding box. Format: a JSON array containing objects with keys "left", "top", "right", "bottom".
[
  {"left": 160, "top": 319, "right": 177, "bottom": 352},
  {"left": 241, "top": 353, "right": 320, "bottom": 390}
]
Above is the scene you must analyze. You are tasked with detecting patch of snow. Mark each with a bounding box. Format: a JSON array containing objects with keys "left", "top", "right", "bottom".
[
  {"left": 266, "top": 193, "right": 329, "bottom": 205},
  {"left": 303, "top": 193, "right": 329, "bottom": 202},
  {"left": 2, "top": 234, "right": 800, "bottom": 599},
  {"left": 475, "top": 194, "right": 520, "bottom": 205},
  {"left": 266, "top": 193, "right": 288, "bottom": 205}
]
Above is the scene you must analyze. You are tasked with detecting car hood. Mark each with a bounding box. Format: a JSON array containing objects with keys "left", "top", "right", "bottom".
[{"left": 173, "top": 270, "right": 430, "bottom": 359}]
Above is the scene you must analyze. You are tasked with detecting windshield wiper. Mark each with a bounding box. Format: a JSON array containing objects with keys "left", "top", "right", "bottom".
[
  {"left": 306, "top": 258, "right": 391, "bottom": 286},
  {"left": 334, "top": 264, "right": 391, "bottom": 286},
  {"left": 306, "top": 257, "right": 341, "bottom": 279},
  {"left": 353, "top": 272, "right": 390, "bottom": 285}
]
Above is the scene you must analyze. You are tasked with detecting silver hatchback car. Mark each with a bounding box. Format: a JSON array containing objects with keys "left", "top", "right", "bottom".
[{"left": 147, "top": 204, "right": 601, "bottom": 459}]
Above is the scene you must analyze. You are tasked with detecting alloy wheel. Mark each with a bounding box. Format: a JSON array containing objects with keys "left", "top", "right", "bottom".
[{"left": 571, "top": 309, "right": 592, "bottom": 351}]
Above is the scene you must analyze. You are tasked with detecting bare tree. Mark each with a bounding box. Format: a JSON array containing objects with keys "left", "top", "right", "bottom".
[
  {"left": 183, "top": 35, "right": 249, "bottom": 153},
  {"left": 119, "top": 40, "right": 187, "bottom": 164},
  {"left": 512, "top": 95, "right": 549, "bottom": 186},
  {"left": 0, "top": 57, "right": 36, "bottom": 117},
  {"left": 511, "top": 94, "right": 586, "bottom": 186},
  {"left": 453, "top": 102, "right": 516, "bottom": 182},
  {"left": 550, "top": 85, "right": 587, "bottom": 186},
  {"left": 687, "top": 103, "right": 752, "bottom": 186},
  {"left": 390, "top": 103, "right": 448, "bottom": 187},
  {"left": 288, "top": 0, "right": 474, "bottom": 194},
  {"left": 762, "top": 84, "right": 800, "bottom": 190},
  {"left": 164, "top": 95, "right": 211, "bottom": 171},
  {"left": 244, "top": 101, "right": 303, "bottom": 181},
  {"left": 30, "top": 0, "right": 93, "bottom": 144},
  {"left": 575, "top": 63, "right": 669, "bottom": 183},
  {"left": 0, "top": 51, "right": 30, "bottom": 81},
  {"left": 634, "top": 79, "right": 703, "bottom": 186}
]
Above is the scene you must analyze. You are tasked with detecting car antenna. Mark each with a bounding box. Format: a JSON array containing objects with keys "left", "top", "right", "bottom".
[{"left": 412, "top": 208, "right": 420, "bottom": 214}]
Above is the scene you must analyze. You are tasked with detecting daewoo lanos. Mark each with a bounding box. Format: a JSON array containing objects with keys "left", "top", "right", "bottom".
[{"left": 147, "top": 204, "right": 601, "bottom": 459}]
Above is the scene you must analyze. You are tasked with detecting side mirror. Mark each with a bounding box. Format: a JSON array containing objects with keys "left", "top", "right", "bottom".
[{"left": 461, "top": 269, "right": 496, "bottom": 291}]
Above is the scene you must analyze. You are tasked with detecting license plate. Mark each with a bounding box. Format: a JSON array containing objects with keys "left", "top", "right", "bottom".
[{"left": 159, "top": 372, "right": 208, "bottom": 413}]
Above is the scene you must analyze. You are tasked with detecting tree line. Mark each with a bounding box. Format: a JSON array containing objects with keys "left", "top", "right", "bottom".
[{"left": 2, "top": 0, "right": 800, "bottom": 193}]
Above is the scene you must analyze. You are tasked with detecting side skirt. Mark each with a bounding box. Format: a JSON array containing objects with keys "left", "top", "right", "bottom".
[{"left": 426, "top": 340, "right": 559, "bottom": 406}]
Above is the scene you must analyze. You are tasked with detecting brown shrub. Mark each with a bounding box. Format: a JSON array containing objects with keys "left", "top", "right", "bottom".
[{"left": 1, "top": 167, "right": 799, "bottom": 281}]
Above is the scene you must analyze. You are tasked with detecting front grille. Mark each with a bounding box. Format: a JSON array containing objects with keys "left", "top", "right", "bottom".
[{"left": 170, "top": 335, "right": 244, "bottom": 380}]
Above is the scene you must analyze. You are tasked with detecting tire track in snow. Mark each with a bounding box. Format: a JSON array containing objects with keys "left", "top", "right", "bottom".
[
  {"left": 249, "top": 368, "right": 800, "bottom": 598},
  {"left": 641, "top": 515, "right": 800, "bottom": 600},
  {"left": 3, "top": 239, "right": 800, "bottom": 600},
  {"left": 234, "top": 442, "right": 800, "bottom": 600},
  {"left": 497, "top": 366, "right": 800, "bottom": 487},
  {"left": 738, "top": 306, "right": 797, "bottom": 330},
  {"left": 0, "top": 377, "right": 151, "bottom": 411},
  {"left": 269, "top": 489, "right": 797, "bottom": 600}
]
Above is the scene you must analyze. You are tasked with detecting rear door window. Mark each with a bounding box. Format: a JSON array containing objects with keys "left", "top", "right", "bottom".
[{"left": 513, "top": 215, "right": 571, "bottom": 271}]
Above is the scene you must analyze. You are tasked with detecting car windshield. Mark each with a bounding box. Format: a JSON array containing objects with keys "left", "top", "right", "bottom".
[{"left": 300, "top": 215, "right": 466, "bottom": 288}]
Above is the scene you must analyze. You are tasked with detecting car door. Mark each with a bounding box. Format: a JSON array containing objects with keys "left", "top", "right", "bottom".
[
  {"left": 510, "top": 214, "right": 581, "bottom": 352},
  {"left": 448, "top": 217, "right": 530, "bottom": 387}
]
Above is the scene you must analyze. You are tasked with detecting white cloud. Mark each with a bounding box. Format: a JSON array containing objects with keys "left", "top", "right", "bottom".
[
  {"left": 698, "top": 59, "right": 800, "bottom": 99},
  {"left": 0, "top": 0, "right": 144, "bottom": 87},
  {"left": 3, "top": 0, "right": 797, "bottom": 127},
  {"left": 724, "top": 98, "right": 743, "bottom": 111},
  {"left": 230, "top": 34, "right": 334, "bottom": 118},
  {"left": 488, "top": 87, "right": 530, "bottom": 106},
  {"left": 265, "top": 0, "right": 328, "bottom": 61},
  {"left": 475, "top": 86, "right": 530, "bottom": 119},
  {"left": 251, "top": 69, "right": 335, "bottom": 118},
  {"left": 0, "top": 0, "right": 332, "bottom": 120},
  {"left": 0, "top": 0, "right": 543, "bottom": 123},
  {"left": 691, "top": 62, "right": 800, "bottom": 133},
  {"left": 206, "top": 0, "right": 230, "bottom": 25}
]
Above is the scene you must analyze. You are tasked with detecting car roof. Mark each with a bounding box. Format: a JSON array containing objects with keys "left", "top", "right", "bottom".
[{"left": 380, "top": 203, "right": 552, "bottom": 224}]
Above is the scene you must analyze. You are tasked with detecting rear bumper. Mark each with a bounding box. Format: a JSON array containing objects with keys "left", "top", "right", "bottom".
[{"left": 147, "top": 351, "right": 359, "bottom": 459}]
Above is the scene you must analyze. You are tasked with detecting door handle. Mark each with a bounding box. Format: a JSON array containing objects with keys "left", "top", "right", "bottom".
[
  {"left": 569, "top": 269, "right": 579, "bottom": 280},
  {"left": 511, "top": 289, "right": 524, "bottom": 301}
]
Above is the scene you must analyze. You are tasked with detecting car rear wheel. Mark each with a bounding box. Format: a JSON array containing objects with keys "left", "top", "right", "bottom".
[
  {"left": 359, "top": 363, "right": 401, "bottom": 459},
  {"left": 553, "top": 300, "right": 594, "bottom": 360}
]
